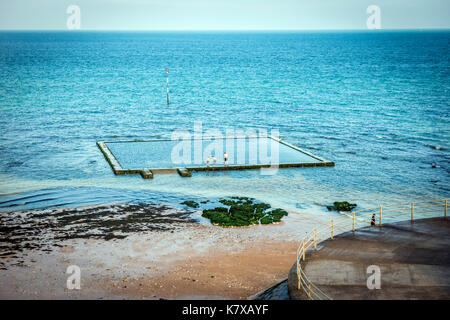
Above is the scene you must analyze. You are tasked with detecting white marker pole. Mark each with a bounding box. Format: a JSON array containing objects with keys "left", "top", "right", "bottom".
[{"left": 166, "top": 68, "right": 169, "bottom": 104}]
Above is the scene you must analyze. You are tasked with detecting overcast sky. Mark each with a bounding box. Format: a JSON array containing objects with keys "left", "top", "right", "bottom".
[{"left": 0, "top": 0, "right": 449, "bottom": 30}]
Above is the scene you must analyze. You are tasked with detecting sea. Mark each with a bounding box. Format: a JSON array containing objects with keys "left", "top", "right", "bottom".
[{"left": 0, "top": 30, "right": 449, "bottom": 216}]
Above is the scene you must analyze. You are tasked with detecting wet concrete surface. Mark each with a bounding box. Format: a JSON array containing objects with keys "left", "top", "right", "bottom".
[
  {"left": 251, "top": 279, "right": 290, "bottom": 300},
  {"left": 288, "top": 217, "right": 450, "bottom": 300}
]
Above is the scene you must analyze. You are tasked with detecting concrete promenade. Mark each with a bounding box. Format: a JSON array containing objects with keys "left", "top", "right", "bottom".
[{"left": 288, "top": 217, "right": 450, "bottom": 299}]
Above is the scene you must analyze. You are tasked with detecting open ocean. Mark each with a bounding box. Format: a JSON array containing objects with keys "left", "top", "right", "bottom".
[{"left": 0, "top": 31, "right": 448, "bottom": 215}]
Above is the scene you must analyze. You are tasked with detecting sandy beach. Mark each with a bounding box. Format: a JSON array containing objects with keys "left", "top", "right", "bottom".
[{"left": 0, "top": 203, "right": 326, "bottom": 300}]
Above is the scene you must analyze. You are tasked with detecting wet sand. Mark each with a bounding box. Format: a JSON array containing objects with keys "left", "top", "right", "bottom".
[{"left": 0, "top": 203, "right": 325, "bottom": 299}]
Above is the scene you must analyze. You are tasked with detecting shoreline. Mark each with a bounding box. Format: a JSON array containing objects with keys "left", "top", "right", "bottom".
[{"left": 0, "top": 202, "right": 320, "bottom": 299}]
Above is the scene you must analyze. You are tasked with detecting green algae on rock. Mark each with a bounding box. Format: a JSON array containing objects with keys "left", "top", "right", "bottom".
[
  {"left": 326, "top": 201, "right": 357, "bottom": 212},
  {"left": 202, "top": 197, "right": 288, "bottom": 227},
  {"left": 180, "top": 200, "right": 200, "bottom": 208}
]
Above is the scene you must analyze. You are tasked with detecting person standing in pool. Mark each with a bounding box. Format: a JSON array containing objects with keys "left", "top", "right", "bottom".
[
  {"left": 212, "top": 155, "right": 217, "bottom": 166},
  {"left": 224, "top": 152, "right": 228, "bottom": 166},
  {"left": 206, "top": 156, "right": 210, "bottom": 167}
]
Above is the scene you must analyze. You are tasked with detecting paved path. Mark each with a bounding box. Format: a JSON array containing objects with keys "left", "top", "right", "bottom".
[{"left": 288, "top": 217, "right": 450, "bottom": 299}]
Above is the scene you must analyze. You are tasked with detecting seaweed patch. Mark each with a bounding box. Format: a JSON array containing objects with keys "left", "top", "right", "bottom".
[
  {"left": 201, "top": 197, "right": 288, "bottom": 227},
  {"left": 180, "top": 200, "right": 200, "bottom": 208},
  {"left": 326, "top": 201, "right": 357, "bottom": 212}
]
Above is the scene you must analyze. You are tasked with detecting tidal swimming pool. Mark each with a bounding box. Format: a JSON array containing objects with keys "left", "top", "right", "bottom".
[{"left": 103, "top": 136, "right": 331, "bottom": 171}]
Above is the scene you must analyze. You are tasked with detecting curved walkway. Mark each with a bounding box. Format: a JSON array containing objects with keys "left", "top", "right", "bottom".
[{"left": 288, "top": 217, "right": 450, "bottom": 299}]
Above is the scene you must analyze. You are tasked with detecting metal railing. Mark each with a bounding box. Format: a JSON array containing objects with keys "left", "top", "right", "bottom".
[{"left": 296, "top": 198, "right": 449, "bottom": 300}]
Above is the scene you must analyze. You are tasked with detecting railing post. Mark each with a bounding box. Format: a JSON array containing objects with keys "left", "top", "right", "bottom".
[
  {"left": 352, "top": 211, "right": 355, "bottom": 233},
  {"left": 330, "top": 219, "right": 334, "bottom": 239},
  {"left": 411, "top": 201, "right": 414, "bottom": 221},
  {"left": 297, "top": 263, "right": 301, "bottom": 290},
  {"left": 302, "top": 238, "right": 305, "bottom": 261},
  {"left": 308, "top": 282, "right": 312, "bottom": 300},
  {"left": 445, "top": 199, "right": 447, "bottom": 217},
  {"left": 379, "top": 205, "right": 382, "bottom": 225},
  {"left": 314, "top": 228, "right": 317, "bottom": 250}
]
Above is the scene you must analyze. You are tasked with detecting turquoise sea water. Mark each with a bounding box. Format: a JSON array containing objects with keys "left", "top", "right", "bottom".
[{"left": 0, "top": 31, "right": 448, "bottom": 213}]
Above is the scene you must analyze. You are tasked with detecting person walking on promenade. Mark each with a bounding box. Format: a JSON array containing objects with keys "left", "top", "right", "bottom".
[
  {"left": 224, "top": 152, "right": 228, "bottom": 166},
  {"left": 212, "top": 156, "right": 217, "bottom": 166},
  {"left": 206, "top": 156, "right": 210, "bottom": 168}
]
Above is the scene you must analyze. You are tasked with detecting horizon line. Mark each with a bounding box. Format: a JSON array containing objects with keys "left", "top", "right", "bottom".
[{"left": 0, "top": 28, "right": 449, "bottom": 32}]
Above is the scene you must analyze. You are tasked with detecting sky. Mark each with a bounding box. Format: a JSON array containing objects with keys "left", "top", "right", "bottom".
[{"left": 0, "top": 0, "right": 449, "bottom": 30}]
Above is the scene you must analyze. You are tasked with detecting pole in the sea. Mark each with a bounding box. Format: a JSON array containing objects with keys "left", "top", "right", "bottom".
[{"left": 166, "top": 68, "right": 169, "bottom": 104}]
